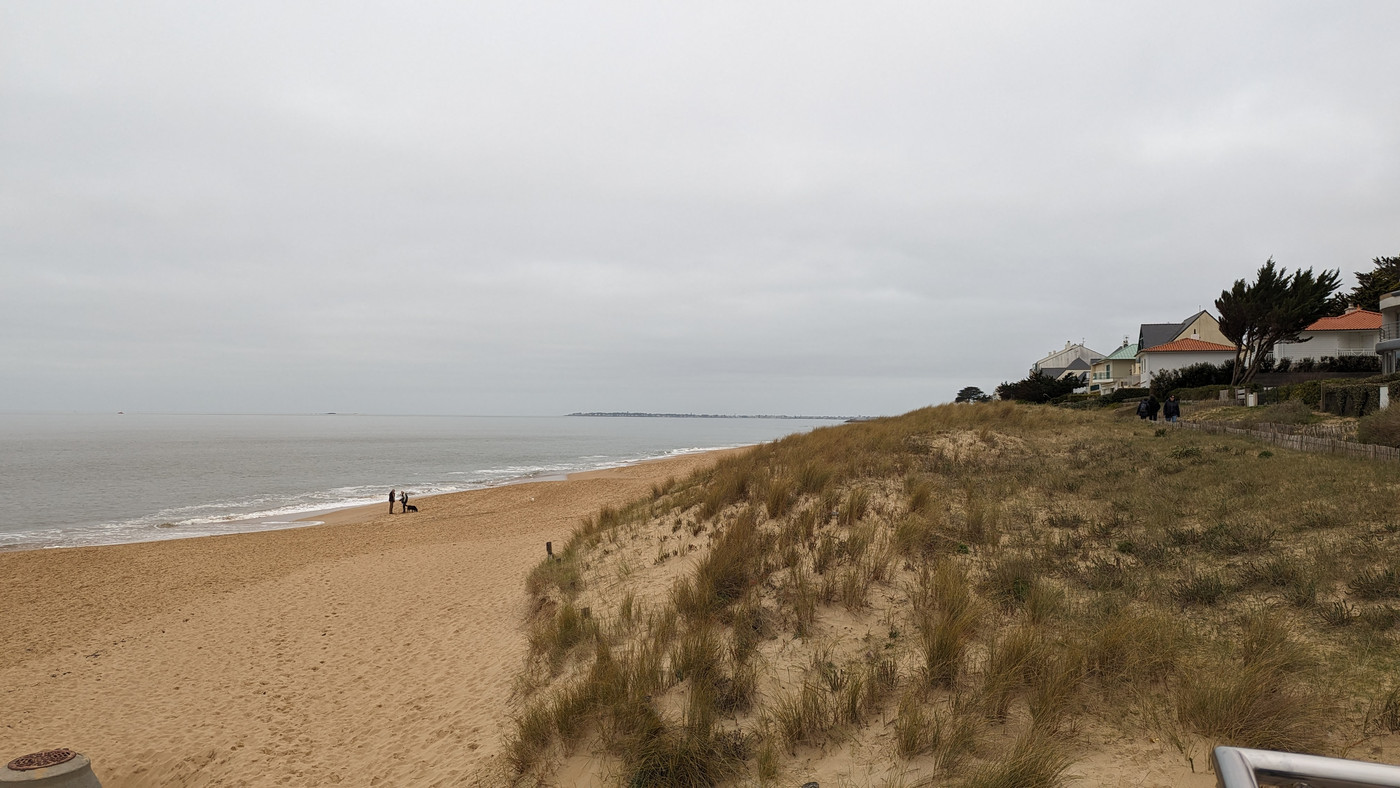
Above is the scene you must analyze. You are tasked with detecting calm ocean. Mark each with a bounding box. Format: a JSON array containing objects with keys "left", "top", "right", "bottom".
[{"left": 0, "top": 414, "right": 833, "bottom": 550}]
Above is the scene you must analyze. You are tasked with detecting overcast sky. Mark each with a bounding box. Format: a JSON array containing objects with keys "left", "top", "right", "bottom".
[{"left": 3, "top": 2, "right": 1397, "bottom": 416}]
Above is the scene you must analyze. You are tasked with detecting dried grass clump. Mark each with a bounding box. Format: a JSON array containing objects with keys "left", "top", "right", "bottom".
[
  {"left": 528, "top": 601, "right": 599, "bottom": 669},
  {"left": 1177, "top": 616, "right": 1328, "bottom": 753},
  {"left": 1084, "top": 607, "right": 1180, "bottom": 683},
  {"left": 963, "top": 729, "right": 1072, "bottom": 788},
  {"left": 674, "top": 509, "right": 769, "bottom": 621},
  {"left": 914, "top": 563, "right": 980, "bottom": 689}
]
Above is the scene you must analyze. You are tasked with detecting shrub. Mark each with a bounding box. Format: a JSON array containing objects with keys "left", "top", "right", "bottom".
[
  {"left": 1174, "top": 383, "right": 1229, "bottom": 401},
  {"left": 1150, "top": 361, "right": 1234, "bottom": 399},
  {"left": 1104, "top": 387, "right": 1149, "bottom": 404},
  {"left": 997, "top": 371, "right": 1080, "bottom": 404},
  {"left": 1274, "top": 379, "right": 1323, "bottom": 407},
  {"left": 1359, "top": 406, "right": 1400, "bottom": 448}
]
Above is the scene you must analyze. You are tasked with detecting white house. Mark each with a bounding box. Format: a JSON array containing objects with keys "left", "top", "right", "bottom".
[
  {"left": 1274, "top": 308, "right": 1381, "bottom": 362},
  {"left": 1032, "top": 341, "right": 1103, "bottom": 382},
  {"left": 1138, "top": 338, "right": 1236, "bottom": 383},
  {"left": 1380, "top": 293, "right": 1400, "bottom": 374}
]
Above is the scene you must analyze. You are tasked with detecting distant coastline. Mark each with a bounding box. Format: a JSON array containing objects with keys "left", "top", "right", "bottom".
[{"left": 566, "top": 411, "right": 851, "bottom": 420}]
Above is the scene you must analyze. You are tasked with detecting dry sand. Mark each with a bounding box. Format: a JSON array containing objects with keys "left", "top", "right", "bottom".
[{"left": 0, "top": 450, "right": 739, "bottom": 787}]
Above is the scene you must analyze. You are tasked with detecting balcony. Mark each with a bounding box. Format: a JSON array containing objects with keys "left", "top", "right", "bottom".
[{"left": 1381, "top": 323, "right": 1400, "bottom": 341}]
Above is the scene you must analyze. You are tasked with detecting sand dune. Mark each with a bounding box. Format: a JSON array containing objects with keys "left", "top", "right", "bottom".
[{"left": 0, "top": 450, "right": 736, "bottom": 787}]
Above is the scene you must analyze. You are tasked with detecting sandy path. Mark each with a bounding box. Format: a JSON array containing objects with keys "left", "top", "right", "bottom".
[{"left": 0, "top": 451, "right": 735, "bottom": 787}]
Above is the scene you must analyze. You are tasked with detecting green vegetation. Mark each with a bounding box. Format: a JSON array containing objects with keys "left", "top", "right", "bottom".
[
  {"left": 1341, "top": 254, "right": 1400, "bottom": 312},
  {"left": 1215, "top": 258, "right": 1342, "bottom": 385},
  {"left": 995, "top": 371, "right": 1079, "bottom": 404},
  {"left": 1359, "top": 406, "right": 1400, "bottom": 447},
  {"left": 956, "top": 386, "right": 992, "bottom": 404},
  {"left": 507, "top": 402, "right": 1400, "bottom": 786}
]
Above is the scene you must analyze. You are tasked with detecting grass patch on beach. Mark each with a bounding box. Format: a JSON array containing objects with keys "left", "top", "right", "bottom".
[{"left": 507, "top": 402, "right": 1400, "bottom": 785}]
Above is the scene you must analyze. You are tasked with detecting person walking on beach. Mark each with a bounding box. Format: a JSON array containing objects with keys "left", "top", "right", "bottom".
[
  {"left": 1164, "top": 395, "right": 1181, "bottom": 424},
  {"left": 1148, "top": 396, "right": 1161, "bottom": 422},
  {"left": 400, "top": 490, "right": 409, "bottom": 512},
  {"left": 389, "top": 488, "right": 396, "bottom": 514},
  {"left": 1136, "top": 399, "right": 1151, "bottom": 420}
]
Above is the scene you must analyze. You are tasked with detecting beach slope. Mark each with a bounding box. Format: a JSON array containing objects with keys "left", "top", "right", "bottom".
[{"left": 0, "top": 450, "right": 736, "bottom": 787}]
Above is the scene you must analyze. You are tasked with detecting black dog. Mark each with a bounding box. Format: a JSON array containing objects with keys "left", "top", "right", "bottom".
[{"left": 405, "top": 504, "right": 419, "bottom": 513}]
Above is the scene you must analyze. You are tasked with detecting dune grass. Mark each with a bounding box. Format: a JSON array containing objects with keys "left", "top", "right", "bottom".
[{"left": 506, "top": 401, "right": 1400, "bottom": 785}]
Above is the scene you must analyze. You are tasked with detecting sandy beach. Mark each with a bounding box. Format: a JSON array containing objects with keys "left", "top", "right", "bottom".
[{"left": 0, "top": 450, "right": 738, "bottom": 787}]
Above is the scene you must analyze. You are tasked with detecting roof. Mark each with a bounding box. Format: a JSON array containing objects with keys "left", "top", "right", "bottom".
[
  {"left": 1140, "top": 338, "right": 1236, "bottom": 353},
  {"left": 1303, "top": 309, "right": 1381, "bottom": 332},
  {"left": 1138, "top": 322, "right": 1183, "bottom": 351},
  {"left": 1064, "top": 357, "right": 1092, "bottom": 371},
  {"left": 1103, "top": 343, "right": 1138, "bottom": 361},
  {"left": 1138, "top": 311, "right": 1221, "bottom": 351}
]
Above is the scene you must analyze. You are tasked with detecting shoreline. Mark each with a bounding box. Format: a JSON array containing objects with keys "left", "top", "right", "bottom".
[
  {"left": 0, "top": 446, "right": 751, "bottom": 554},
  {"left": 0, "top": 447, "right": 745, "bottom": 787},
  {"left": 300, "top": 448, "right": 745, "bottom": 531}
]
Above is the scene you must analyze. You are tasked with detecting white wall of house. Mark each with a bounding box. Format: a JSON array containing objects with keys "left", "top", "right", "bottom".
[
  {"left": 1139, "top": 350, "right": 1235, "bottom": 382},
  {"left": 1275, "top": 330, "right": 1379, "bottom": 360},
  {"left": 1379, "top": 293, "right": 1400, "bottom": 374}
]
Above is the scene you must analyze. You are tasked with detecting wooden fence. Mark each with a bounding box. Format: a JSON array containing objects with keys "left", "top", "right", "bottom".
[{"left": 1176, "top": 420, "right": 1400, "bottom": 461}]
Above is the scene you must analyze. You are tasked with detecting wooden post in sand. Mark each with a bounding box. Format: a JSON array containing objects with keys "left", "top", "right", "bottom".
[
  {"left": 546, "top": 541, "right": 553, "bottom": 559},
  {"left": 2, "top": 749, "right": 103, "bottom": 786}
]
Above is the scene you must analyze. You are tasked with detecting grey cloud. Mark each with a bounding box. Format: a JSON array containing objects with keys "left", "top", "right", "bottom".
[{"left": 3, "top": 2, "right": 1398, "bottom": 414}]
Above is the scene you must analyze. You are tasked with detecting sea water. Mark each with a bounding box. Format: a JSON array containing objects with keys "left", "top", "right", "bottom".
[{"left": 0, "top": 413, "right": 835, "bottom": 550}]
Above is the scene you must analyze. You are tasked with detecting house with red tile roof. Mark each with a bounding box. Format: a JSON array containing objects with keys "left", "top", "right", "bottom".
[
  {"left": 1138, "top": 337, "right": 1236, "bottom": 384},
  {"left": 1273, "top": 307, "right": 1381, "bottom": 363},
  {"left": 1131, "top": 310, "right": 1233, "bottom": 385}
]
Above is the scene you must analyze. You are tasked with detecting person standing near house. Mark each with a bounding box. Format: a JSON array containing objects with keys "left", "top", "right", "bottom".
[
  {"left": 389, "top": 488, "right": 396, "bottom": 514},
  {"left": 1164, "top": 395, "right": 1181, "bottom": 424}
]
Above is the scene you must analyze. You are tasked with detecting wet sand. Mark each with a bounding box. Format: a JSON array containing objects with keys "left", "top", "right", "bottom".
[{"left": 0, "top": 449, "right": 739, "bottom": 787}]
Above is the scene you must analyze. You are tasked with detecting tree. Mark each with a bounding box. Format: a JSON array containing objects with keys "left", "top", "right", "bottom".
[
  {"left": 1344, "top": 255, "right": 1400, "bottom": 311},
  {"left": 995, "top": 371, "right": 1080, "bottom": 404},
  {"left": 1215, "top": 258, "right": 1341, "bottom": 385},
  {"left": 1147, "top": 360, "right": 1233, "bottom": 399},
  {"left": 954, "top": 386, "right": 991, "bottom": 403}
]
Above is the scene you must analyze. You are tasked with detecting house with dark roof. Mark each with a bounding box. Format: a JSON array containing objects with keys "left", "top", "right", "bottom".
[
  {"left": 1031, "top": 341, "right": 1103, "bottom": 383},
  {"left": 1136, "top": 310, "right": 1229, "bottom": 352},
  {"left": 1133, "top": 311, "right": 1232, "bottom": 385},
  {"left": 1273, "top": 307, "right": 1381, "bottom": 363}
]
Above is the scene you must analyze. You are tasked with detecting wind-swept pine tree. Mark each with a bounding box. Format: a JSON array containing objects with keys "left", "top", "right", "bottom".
[
  {"left": 1215, "top": 259, "right": 1341, "bottom": 385},
  {"left": 1344, "top": 255, "right": 1400, "bottom": 312}
]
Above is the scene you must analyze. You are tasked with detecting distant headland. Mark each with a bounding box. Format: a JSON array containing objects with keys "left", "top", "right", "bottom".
[{"left": 566, "top": 412, "right": 853, "bottom": 420}]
